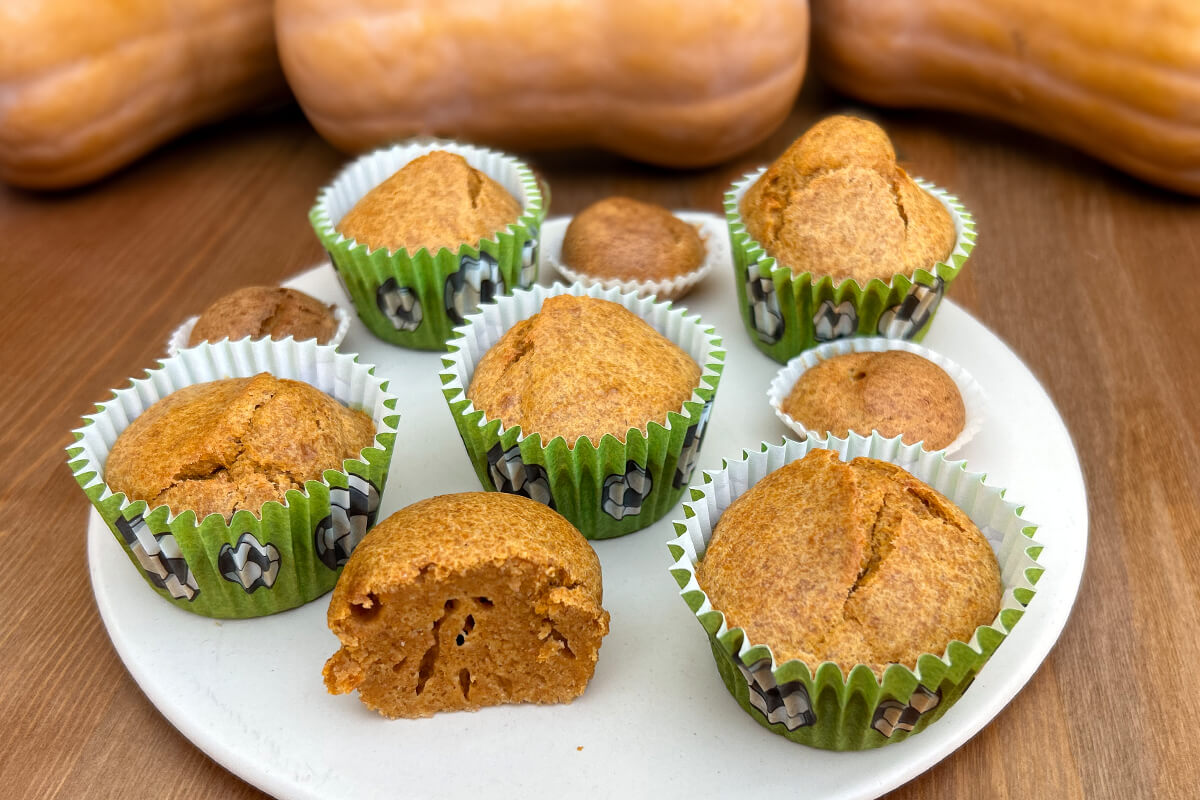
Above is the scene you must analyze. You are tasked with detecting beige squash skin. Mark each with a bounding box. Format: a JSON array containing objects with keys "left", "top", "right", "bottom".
[
  {"left": 810, "top": 0, "right": 1200, "bottom": 194},
  {"left": 0, "top": 0, "right": 286, "bottom": 189},
  {"left": 275, "top": 0, "right": 810, "bottom": 168}
]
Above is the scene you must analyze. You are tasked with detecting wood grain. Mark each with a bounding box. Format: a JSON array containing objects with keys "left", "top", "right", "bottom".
[{"left": 2, "top": 84, "right": 1198, "bottom": 798}]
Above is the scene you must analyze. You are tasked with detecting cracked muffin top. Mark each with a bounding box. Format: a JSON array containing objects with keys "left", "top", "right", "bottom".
[
  {"left": 740, "top": 115, "right": 956, "bottom": 285},
  {"left": 561, "top": 197, "right": 706, "bottom": 282},
  {"left": 106, "top": 373, "right": 375, "bottom": 521},
  {"left": 466, "top": 295, "right": 700, "bottom": 447},
  {"left": 695, "top": 449, "right": 1001, "bottom": 676},
  {"left": 781, "top": 350, "right": 965, "bottom": 450},
  {"left": 335, "top": 150, "right": 522, "bottom": 254},
  {"left": 188, "top": 286, "right": 338, "bottom": 346}
]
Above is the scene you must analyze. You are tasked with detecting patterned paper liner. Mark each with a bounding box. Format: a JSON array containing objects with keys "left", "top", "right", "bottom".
[
  {"left": 667, "top": 433, "right": 1043, "bottom": 750},
  {"left": 767, "top": 338, "right": 987, "bottom": 456},
  {"left": 67, "top": 339, "right": 400, "bottom": 619},
  {"left": 725, "top": 168, "right": 976, "bottom": 363},
  {"left": 310, "top": 139, "right": 546, "bottom": 350},
  {"left": 166, "top": 305, "right": 351, "bottom": 356},
  {"left": 441, "top": 282, "right": 725, "bottom": 539},
  {"left": 544, "top": 211, "right": 724, "bottom": 300}
]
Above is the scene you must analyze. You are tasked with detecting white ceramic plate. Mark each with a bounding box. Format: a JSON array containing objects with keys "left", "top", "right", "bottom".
[{"left": 89, "top": 218, "right": 1087, "bottom": 800}]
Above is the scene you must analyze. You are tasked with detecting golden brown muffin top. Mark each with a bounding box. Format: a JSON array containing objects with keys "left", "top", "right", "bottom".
[
  {"left": 106, "top": 373, "right": 376, "bottom": 521},
  {"left": 336, "top": 150, "right": 522, "bottom": 254},
  {"left": 328, "top": 492, "right": 603, "bottom": 621},
  {"left": 466, "top": 295, "right": 701, "bottom": 447},
  {"left": 188, "top": 286, "right": 338, "bottom": 346},
  {"left": 741, "top": 115, "right": 955, "bottom": 285},
  {"left": 781, "top": 351, "right": 965, "bottom": 450},
  {"left": 696, "top": 449, "right": 1001, "bottom": 676},
  {"left": 561, "top": 197, "right": 706, "bottom": 282}
]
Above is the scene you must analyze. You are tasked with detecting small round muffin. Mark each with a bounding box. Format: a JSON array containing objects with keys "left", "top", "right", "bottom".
[
  {"left": 466, "top": 294, "right": 701, "bottom": 446},
  {"left": 741, "top": 115, "right": 955, "bottom": 285},
  {"left": 781, "top": 350, "right": 965, "bottom": 449},
  {"left": 695, "top": 449, "right": 1001, "bottom": 677},
  {"left": 561, "top": 197, "right": 706, "bottom": 282},
  {"left": 335, "top": 150, "right": 522, "bottom": 254},
  {"left": 323, "top": 492, "right": 610, "bottom": 718},
  {"left": 106, "top": 373, "right": 375, "bottom": 521},
  {"left": 188, "top": 286, "right": 338, "bottom": 346}
]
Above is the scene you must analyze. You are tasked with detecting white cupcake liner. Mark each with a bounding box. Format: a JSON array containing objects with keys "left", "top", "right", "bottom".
[
  {"left": 166, "top": 304, "right": 351, "bottom": 356},
  {"left": 766, "top": 338, "right": 987, "bottom": 456},
  {"left": 542, "top": 211, "right": 726, "bottom": 300}
]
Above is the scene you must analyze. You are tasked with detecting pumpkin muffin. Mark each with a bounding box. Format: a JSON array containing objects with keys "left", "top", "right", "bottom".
[
  {"left": 106, "top": 373, "right": 375, "bottom": 521},
  {"left": 323, "top": 492, "right": 610, "bottom": 718},
  {"left": 782, "top": 350, "right": 965, "bottom": 449},
  {"left": 561, "top": 197, "right": 706, "bottom": 282},
  {"left": 695, "top": 449, "right": 1001, "bottom": 676},
  {"left": 466, "top": 294, "right": 701, "bottom": 446},
  {"left": 335, "top": 150, "right": 522, "bottom": 254},
  {"left": 188, "top": 286, "right": 338, "bottom": 346},
  {"left": 741, "top": 115, "right": 955, "bottom": 285}
]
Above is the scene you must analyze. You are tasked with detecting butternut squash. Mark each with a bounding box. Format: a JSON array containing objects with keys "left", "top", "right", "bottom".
[
  {"left": 810, "top": 0, "right": 1200, "bottom": 194},
  {"left": 274, "top": 0, "right": 809, "bottom": 168},
  {"left": 0, "top": 0, "right": 286, "bottom": 189}
]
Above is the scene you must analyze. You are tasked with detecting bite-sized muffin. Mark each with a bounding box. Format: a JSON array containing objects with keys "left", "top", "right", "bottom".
[
  {"left": 781, "top": 350, "right": 965, "bottom": 449},
  {"left": 741, "top": 115, "right": 955, "bottom": 285},
  {"left": 323, "top": 492, "right": 610, "bottom": 718},
  {"left": 696, "top": 448, "right": 1001, "bottom": 677},
  {"left": 188, "top": 286, "right": 338, "bottom": 346},
  {"left": 561, "top": 197, "right": 706, "bottom": 283},
  {"left": 336, "top": 150, "right": 522, "bottom": 254},
  {"left": 106, "top": 373, "right": 375, "bottom": 521},
  {"left": 467, "top": 294, "right": 701, "bottom": 446}
]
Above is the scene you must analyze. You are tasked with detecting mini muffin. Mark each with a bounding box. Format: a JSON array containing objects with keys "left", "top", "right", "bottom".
[
  {"left": 741, "top": 115, "right": 955, "bottom": 285},
  {"left": 336, "top": 150, "right": 522, "bottom": 254},
  {"left": 696, "top": 448, "right": 1001, "bottom": 676},
  {"left": 561, "top": 197, "right": 706, "bottom": 283},
  {"left": 781, "top": 350, "right": 965, "bottom": 449},
  {"left": 323, "top": 492, "right": 610, "bottom": 718},
  {"left": 467, "top": 294, "right": 701, "bottom": 446},
  {"left": 188, "top": 286, "right": 338, "bottom": 346},
  {"left": 106, "top": 373, "right": 375, "bottom": 521}
]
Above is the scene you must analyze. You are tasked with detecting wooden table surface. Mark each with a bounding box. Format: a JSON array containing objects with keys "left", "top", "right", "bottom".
[{"left": 2, "top": 85, "right": 1198, "bottom": 798}]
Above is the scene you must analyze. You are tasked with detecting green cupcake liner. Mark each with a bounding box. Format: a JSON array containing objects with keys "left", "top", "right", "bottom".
[
  {"left": 311, "top": 139, "right": 546, "bottom": 351},
  {"left": 67, "top": 339, "right": 400, "bottom": 619},
  {"left": 667, "top": 433, "right": 1043, "bottom": 750},
  {"left": 441, "top": 283, "right": 725, "bottom": 539},
  {"left": 725, "top": 169, "right": 976, "bottom": 363}
]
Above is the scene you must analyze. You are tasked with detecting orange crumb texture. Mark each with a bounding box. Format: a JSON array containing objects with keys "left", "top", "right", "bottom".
[
  {"left": 562, "top": 196, "right": 706, "bottom": 282},
  {"left": 696, "top": 449, "right": 1001, "bottom": 677},
  {"left": 741, "top": 115, "right": 955, "bottom": 285},
  {"left": 188, "top": 286, "right": 338, "bottom": 346},
  {"left": 105, "top": 373, "right": 375, "bottom": 521},
  {"left": 467, "top": 295, "right": 701, "bottom": 447},
  {"left": 323, "top": 492, "right": 610, "bottom": 719}
]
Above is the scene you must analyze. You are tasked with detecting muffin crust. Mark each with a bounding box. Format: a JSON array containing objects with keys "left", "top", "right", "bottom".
[
  {"left": 562, "top": 197, "right": 705, "bottom": 282},
  {"left": 188, "top": 286, "right": 338, "bottom": 346}
]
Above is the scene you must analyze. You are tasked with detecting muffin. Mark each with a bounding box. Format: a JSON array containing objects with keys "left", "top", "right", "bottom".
[
  {"left": 323, "top": 492, "right": 610, "bottom": 718},
  {"left": 467, "top": 294, "right": 701, "bottom": 446},
  {"left": 106, "top": 372, "right": 376, "bottom": 521},
  {"left": 781, "top": 350, "right": 965, "bottom": 449},
  {"left": 561, "top": 197, "right": 706, "bottom": 283},
  {"left": 187, "top": 286, "right": 339, "bottom": 347},
  {"left": 741, "top": 115, "right": 955, "bottom": 285},
  {"left": 336, "top": 150, "right": 521, "bottom": 254},
  {"left": 696, "top": 448, "right": 1001, "bottom": 676}
]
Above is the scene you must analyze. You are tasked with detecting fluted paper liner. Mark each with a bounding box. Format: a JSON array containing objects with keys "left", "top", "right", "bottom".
[
  {"left": 667, "top": 433, "right": 1043, "bottom": 750},
  {"left": 167, "top": 305, "right": 352, "bottom": 356},
  {"left": 545, "top": 211, "right": 723, "bottom": 301},
  {"left": 767, "top": 338, "right": 987, "bottom": 456},
  {"left": 441, "top": 282, "right": 724, "bottom": 539},
  {"left": 311, "top": 139, "right": 546, "bottom": 350},
  {"left": 67, "top": 339, "right": 400, "bottom": 618},
  {"left": 726, "top": 168, "right": 976, "bottom": 363}
]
